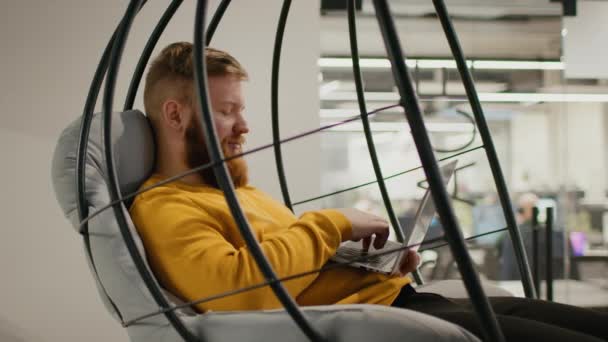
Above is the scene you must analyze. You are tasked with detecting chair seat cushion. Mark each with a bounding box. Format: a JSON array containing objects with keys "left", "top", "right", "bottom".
[{"left": 127, "top": 304, "right": 480, "bottom": 342}]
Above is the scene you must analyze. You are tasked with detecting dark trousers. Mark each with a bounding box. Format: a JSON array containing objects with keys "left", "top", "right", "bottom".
[{"left": 392, "top": 285, "right": 608, "bottom": 341}]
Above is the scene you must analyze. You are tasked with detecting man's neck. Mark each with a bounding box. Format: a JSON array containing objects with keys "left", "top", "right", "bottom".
[{"left": 155, "top": 147, "right": 204, "bottom": 186}]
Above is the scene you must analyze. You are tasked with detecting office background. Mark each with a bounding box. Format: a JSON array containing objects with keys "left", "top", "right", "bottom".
[{"left": 1, "top": 1, "right": 607, "bottom": 341}]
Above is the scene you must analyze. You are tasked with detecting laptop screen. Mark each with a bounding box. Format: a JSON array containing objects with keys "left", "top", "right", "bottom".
[{"left": 403, "top": 160, "right": 458, "bottom": 250}]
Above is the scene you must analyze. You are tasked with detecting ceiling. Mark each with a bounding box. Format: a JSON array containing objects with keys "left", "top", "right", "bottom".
[
  {"left": 318, "top": 0, "right": 577, "bottom": 121},
  {"left": 320, "top": 0, "right": 563, "bottom": 59},
  {"left": 357, "top": 0, "right": 562, "bottom": 19}
]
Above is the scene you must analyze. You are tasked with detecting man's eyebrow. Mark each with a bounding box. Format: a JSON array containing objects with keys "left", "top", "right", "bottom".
[{"left": 219, "top": 101, "right": 245, "bottom": 110}]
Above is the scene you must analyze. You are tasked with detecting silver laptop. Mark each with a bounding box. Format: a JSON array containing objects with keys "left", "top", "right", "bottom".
[{"left": 331, "top": 160, "right": 458, "bottom": 275}]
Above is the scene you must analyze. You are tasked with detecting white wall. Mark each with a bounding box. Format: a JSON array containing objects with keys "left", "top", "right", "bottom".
[
  {"left": 563, "top": 1, "right": 608, "bottom": 79},
  {"left": 0, "top": 1, "right": 320, "bottom": 341},
  {"left": 508, "top": 101, "right": 608, "bottom": 204},
  {"left": 510, "top": 111, "right": 553, "bottom": 192},
  {"left": 553, "top": 103, "right": 607, "bottom": 203}
]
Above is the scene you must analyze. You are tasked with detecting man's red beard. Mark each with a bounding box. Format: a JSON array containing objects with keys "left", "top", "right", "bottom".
[{"left": 185, "top": 120, "right": 249, "bottom": 188}]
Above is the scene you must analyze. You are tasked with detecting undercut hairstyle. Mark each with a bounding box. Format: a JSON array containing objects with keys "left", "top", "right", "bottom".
[{"left": 143, "top": 42, "right": 248, "bottom": 125}]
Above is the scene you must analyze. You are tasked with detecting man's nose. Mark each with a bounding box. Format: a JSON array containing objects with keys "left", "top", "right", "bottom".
[{"left": 234, "top": 114, "right": 249, "bottom": 134}]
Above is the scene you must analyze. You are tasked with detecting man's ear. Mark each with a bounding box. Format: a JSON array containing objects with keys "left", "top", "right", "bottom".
[{"left": 161, "top": 99, "right": 188, "bottom": 132}]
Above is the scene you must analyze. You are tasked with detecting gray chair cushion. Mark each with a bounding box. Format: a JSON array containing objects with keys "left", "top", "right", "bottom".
[
  {"left": 51, "top": 110, "right": 155, "bottom": 229},
  {"left": 51, "top": 110, "right": 180, "bottom": 325},
  {"left": 185, "top": 305, "right": 479, "bottom": 342},
  {"left": 51, "top": 110, "right": 480, "bottom": 342},
  {"left": 125, "top": 305, "right": 480, "bottom": 342}
]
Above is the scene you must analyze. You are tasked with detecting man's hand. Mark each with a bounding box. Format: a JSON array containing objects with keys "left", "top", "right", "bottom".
[
  {"left": 397, "top": 249, "right": 421, "bottom": 276},
  {"left": 334, "top": 208, "right": 389, "bottom": 250}
]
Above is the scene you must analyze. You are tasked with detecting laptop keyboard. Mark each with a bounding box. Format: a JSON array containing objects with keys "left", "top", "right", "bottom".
[{"left": 335, "top": 246, "right": 394, "bottom": 269}]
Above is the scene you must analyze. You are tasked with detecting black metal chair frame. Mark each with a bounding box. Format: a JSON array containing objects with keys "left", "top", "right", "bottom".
[{"left": 73, "top": 0, "right": 541, "bottom": 341}]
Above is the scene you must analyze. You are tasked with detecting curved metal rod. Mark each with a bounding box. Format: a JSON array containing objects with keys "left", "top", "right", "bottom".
[
  {"left": 77, "top": 17, "right": 124, "bottom": 326},
  {"left": 193, "top": 2, "right": 324, "bottom": 341},
  {"left": 78, "top": 0, "right": 147, "bottom": 231},
  {"left": 431, "top": 0, "right": 537, "bottom": 299},
  {"left": 78, "top": 27, "right": 116, "bottom": 233},
  {"left": 101, "top": 0, "right": 199, "bottom": 340},
  {"left": 205, "top": 0, "right": 232, "bottom": 45},
  {"left": 123, "top": 225, "right": 509, "bottom": 327},
  {"left": 432, "top": 109, "right": 477, "bottom": 153},
  {"left": 271, "top": 0, "right": 294, "bottom": 210},
  {"left": 346, "top": 0, "right": 426, "bottom": 285},
  {"left": 347, "top": 0, "right": 424, "bottom": 285},
  {"left": 293, "top": 145, "right": 484, "bottom": 207},
  {"left": 372, "top": 1, "right": 505, "bottom": 341},
  {"left": 76, "top": 0, "right": 149, "bottom": 325},
  {"left": 417, "top": 162, "right": 477, "bottom": 206},
  {"left": 123, "top": 0, "right": 183, "bottom": 111},
  {"left": 124, "top": 0, "right": 230, "bottom": 111},
  {"left": 347, "top": 0, "right": 403, "bottom": 243}
]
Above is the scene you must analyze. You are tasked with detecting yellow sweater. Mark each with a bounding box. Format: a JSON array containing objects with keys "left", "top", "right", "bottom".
[{"left": 130, "top": 174, "right": 410, "bottom": 312}]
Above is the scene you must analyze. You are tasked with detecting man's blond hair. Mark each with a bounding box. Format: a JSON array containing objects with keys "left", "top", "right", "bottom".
[{"left": 143, "top": 42, "right": 248, "bottom": 125}]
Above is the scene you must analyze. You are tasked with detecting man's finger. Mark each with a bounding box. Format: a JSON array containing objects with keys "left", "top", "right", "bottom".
[
  {"left": 362, "top": 237, "right": 371, "bottom": 252},
  {"left": 373, "top": 231, "right": 389, "bottom": 249},
  {"left": 399, "top": 250, "right": 420, "bottom": 275},
  {"left": 374, "top": 217, "right": 389, "bottom": 226}
]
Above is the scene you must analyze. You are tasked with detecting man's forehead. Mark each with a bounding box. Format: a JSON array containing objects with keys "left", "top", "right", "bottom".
[
  {"left": 208, "top": 77, "right": 245, "bottom": 107},
  {"left": 208, "top": 75, "right": 243, "bottom": 89}
]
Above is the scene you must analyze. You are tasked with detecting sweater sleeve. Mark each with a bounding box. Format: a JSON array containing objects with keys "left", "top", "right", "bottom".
[{"left": 130, "top": 192, "right": 352, "bottom": 312}]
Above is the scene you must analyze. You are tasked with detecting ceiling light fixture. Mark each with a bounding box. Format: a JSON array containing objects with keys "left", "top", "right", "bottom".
[
  {"left": 323, "top": 121, "right": 475, "bottom": 133},
  {"left": 319, "top": 57, "right": 564, "bottom": 70},
  {"left": 320, "top": 91, "right": 608, "bottom": 103}
]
